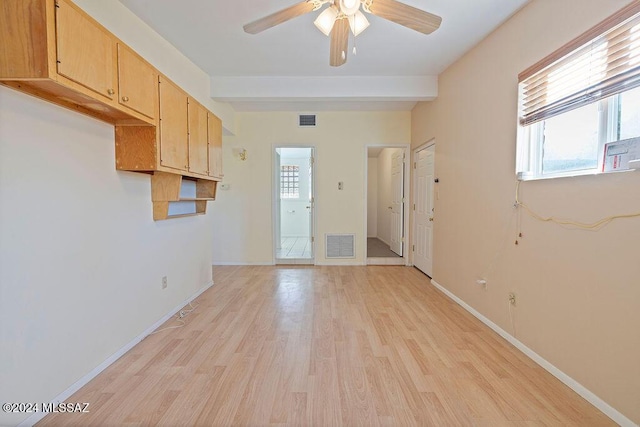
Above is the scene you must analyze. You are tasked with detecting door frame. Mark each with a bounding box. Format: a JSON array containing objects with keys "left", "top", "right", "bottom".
[
  {"left": 411, "top": 138, "right": 436, "bottom": 270},
  {"left": 272, "top": 144, "right": 317, "bottom": 265},
  {"left": 363, "top": 144, "right": 411, "bottom": 266}
]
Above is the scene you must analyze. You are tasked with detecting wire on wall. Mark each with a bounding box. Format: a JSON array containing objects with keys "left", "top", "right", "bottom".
[{"left": 515, "top": 180, "right": 640, "bottom": 231}]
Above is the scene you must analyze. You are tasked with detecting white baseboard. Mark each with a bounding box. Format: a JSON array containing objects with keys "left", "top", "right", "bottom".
[
  {"left": 212, "top": 261, "right": 274, "bottom": 266},
  {"left": 314, "top": 260, "right": 364, "bottom": 266},
  {"left": 429, "top": 279, "right": 636, "bottom": 427},
  {"left": 19, "top": 280, "right": 214, "bottom": 427}
]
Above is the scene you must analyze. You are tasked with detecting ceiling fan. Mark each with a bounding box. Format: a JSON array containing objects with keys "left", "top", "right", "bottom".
[{"left": 243, "top": 0, "right": 442, "bottom": 67}]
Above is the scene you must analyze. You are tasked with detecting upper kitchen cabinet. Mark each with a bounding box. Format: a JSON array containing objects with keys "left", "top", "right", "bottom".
[
  {"left": 208, "top": 112, "right": 223, "bottom": 180},
  {"left": 188, "top": 99, "right": 210, "bottom": 176},
  {"left": 117, "top": 43, "right": 158, "bottom": 120},
  {"left": 115, "top": 75, "right": 224, "bottom": 182},
  {"left": 158, "top": 76, "right": 189, "bottom": 172},
  {"left": 0, "top": 0, "right": 154, "bottom": 125},
  {"left": 55, "top": 0, "right": 116, "bottom": 101}
]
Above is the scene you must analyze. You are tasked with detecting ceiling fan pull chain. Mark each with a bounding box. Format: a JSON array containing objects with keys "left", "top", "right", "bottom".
[{"left": 352, "top": 14, "right": 357, "bottom": 54}]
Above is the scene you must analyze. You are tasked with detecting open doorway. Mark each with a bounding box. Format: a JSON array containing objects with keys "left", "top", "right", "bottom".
[
  {"left": 274, "top": 147, "right": 315, "bottom": 264},
  {"left": 366, "top": 146, "right": 408, "bottom": 265}
]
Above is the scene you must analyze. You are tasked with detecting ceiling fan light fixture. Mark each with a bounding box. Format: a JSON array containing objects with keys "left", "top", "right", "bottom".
[
  {"left": 339, "top": 0, "right": 360, "bottom": 16},
  {"left": 348, "top": 10, "right": 370, "bottom": 36},
  {"left": 313, "top": 6, "right": 338, "bottom": 36}
]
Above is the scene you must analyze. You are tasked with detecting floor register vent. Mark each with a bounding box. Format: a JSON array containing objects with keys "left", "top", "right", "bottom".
[
  {"left": 299, "top": 114, "right": 317, "bottom": 127},
  {"left": 325, "top": 234, "right": 355, "bottom": 259}
]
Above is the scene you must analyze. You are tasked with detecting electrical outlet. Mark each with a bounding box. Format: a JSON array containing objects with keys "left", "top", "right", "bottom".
[
  {"left": 508, "top": 292, "right": 516, "bottom": 305},
  {"left": 162, "top": 276, "right": 168, "bottom": 289},
  {"left": 179, "top": 310, "right": 186, "bottom": 318}
]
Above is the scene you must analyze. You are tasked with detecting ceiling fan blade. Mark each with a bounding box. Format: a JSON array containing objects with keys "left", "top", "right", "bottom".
[
  {"left": 330, "top": 18, "right": 349, "bottom": 67},
  {"left": 368, "top": 0, "right": 442, "bottom": 34},
  {"left": 244, "top": 1, "right": 316, "bottom": 34}
]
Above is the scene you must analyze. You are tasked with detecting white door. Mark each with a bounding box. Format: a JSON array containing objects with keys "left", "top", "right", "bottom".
[
  {"left": 307, "top": 151, "right": 315, "bottom": 258},
  {"left": 390, "top": 150, "right": 404, "bottom": 256},
  {"left": 414, "top": 144, "right": 435, "bottom": 276}
]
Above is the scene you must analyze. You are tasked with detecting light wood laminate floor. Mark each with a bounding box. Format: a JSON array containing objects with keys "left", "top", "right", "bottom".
[{"left": 39, "top": 266, "right": 613, "bottom": 426}]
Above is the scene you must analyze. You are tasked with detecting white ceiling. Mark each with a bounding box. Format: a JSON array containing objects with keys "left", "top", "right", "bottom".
[{"left": 118, "top": 0, "right": 529, "bottom": 111}]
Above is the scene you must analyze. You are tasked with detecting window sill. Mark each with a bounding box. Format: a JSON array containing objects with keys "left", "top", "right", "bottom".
[{"left": 517, "top": 168, "right": 637, "bottom": 182}]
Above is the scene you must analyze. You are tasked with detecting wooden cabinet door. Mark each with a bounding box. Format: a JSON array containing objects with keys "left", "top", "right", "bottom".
[
  {"left": 55, "top": 0, "right": 116, "bottom": 100},
  {"left": 188, "top": 100, "right": 209, "bottom": 176},
  {"left": 208, "top": 112, "right": 223, "bottom": 180},
  {"left": 159, "top": 77, "right": 188, "bottom": 171},
  {"left": 117, "top": 44, "right": 157, "bottom": 119}
]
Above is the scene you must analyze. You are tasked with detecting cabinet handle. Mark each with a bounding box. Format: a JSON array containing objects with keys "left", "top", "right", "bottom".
[
  {"left": 107, "top": 89, "right": 115, "bottom": 95},
  {"left": 122, "top": 96, "right": 129, "bottom": 102}
]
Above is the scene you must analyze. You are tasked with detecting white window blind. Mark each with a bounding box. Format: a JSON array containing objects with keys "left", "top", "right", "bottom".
[{"left": 519, "top": 2, "right": 640, "bottom": 126}]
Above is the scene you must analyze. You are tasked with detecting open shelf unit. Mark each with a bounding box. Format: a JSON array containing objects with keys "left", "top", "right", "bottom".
[{"left": 151, "top": 172, "right": 217, "bottom": 221}]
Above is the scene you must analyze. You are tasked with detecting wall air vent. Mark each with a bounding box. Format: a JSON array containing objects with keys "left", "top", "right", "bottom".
[
  {"left": 298, "top": 114, "right": 317, "bottom": 127},
  {"left": 325, "top": 234, "right": 355, "bottom": 259}
]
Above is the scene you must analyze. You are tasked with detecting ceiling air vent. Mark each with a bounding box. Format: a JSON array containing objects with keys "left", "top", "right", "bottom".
[
  {"left": 299, "top": 114, "right": 316, "bottom": 127},
  {"left": 325, "top": 234, "right": 355, "bottom": 259}
]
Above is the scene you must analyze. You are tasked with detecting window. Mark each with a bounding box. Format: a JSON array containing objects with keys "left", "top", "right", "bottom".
[
  {"left": 280, "top": 165, "right": 299, "bottom": 199},
  {"left": 517, "top": 3, "right": 640, "bottom": 180}
]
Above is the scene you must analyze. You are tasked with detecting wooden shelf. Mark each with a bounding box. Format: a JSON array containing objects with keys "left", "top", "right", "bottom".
[
  {"left": 151, "top": 172, "right": 215, "bottom": 220},
  {"left": 152, "top": 202, "right": 207, "bottom": 221}
]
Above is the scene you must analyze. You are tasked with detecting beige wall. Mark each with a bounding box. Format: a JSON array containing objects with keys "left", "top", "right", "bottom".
[
  {"left": 411, "top": 0, "right": 640, "bottom": 423},
  {"left": 211, "top": 112, "right": 410, "bottom": 265}
]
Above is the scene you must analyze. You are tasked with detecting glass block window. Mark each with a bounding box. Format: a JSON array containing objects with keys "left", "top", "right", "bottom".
[{"left": 281, "top": 165, "right": 299, "bottom": 199}]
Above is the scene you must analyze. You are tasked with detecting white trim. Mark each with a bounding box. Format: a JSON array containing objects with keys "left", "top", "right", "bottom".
[
  {"left": 429, "top": 278, "right": 637, "bottom": 427},
  {"left": 212, "top": 261, "right": 274, "bottom": 266},
  {"left": 314, "top": 260, "right": 363, "bottom": 266},
  {"left": 18, "top": 280, "right": 214, "bottom": 427}
]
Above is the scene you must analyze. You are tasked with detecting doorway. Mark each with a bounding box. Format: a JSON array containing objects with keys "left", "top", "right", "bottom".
[
  {"left": 366, "top": 146, "right": 408, "bottom": 265},
  {"left": 413, "top": 142, "right": 435, "bottom": 277},
  {"left": 274, "top": 147, "right": 315, "bottom": 264}
]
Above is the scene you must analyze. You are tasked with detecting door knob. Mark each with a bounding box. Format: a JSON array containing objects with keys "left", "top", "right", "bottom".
[
  {"left": 107, "top": 88, "right": 115, "bottom": 95},
  {"left": 122, "top": 96, "right": 130, "bottom": 102}
]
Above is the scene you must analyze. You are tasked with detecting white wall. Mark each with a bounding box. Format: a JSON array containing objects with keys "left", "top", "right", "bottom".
[
  {"left": 211, "top": 112, "right": 411, "bottom": 265},
  {"left": 366, "top": 158, "right": 378, "bottom": 237},
  {"left": 0, "top": 88, "right": 215, "bottom": 426},
  {"left": 280, "top": 155, "right": 311, "bottom": 237},
  {"left": 411, "top": 0, "right": 640, "bottom": 423},
  {"left": 0, "top": 2, "right": 229, "bottom": 425}
]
